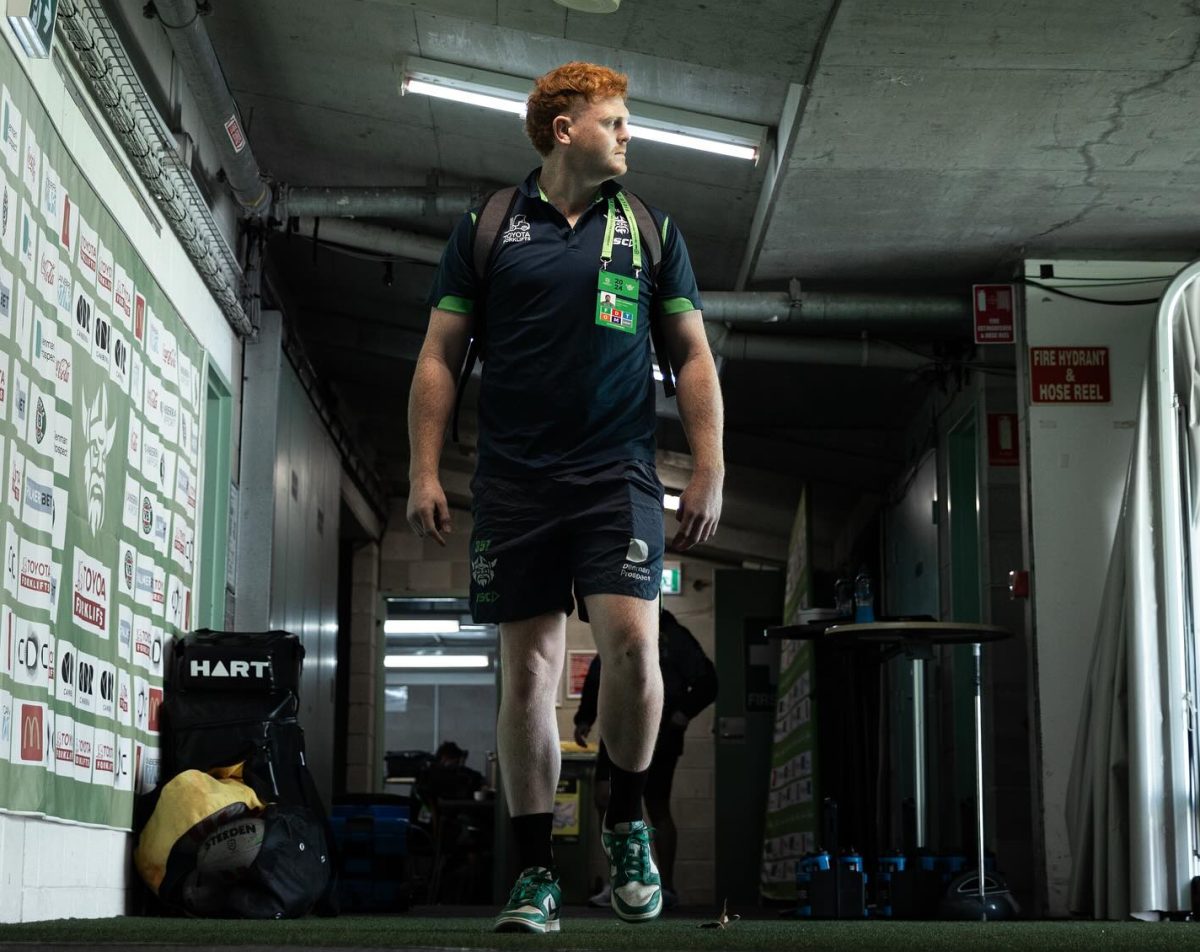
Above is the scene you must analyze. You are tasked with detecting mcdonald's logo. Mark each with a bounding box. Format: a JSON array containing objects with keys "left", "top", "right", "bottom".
[{"left": 20, "top": 704, "right": 43, "bottom": 761}]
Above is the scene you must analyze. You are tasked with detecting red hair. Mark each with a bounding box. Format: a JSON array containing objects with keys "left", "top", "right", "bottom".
[{"left": 525, "top": 62, "right": 628, "bottom": 156}]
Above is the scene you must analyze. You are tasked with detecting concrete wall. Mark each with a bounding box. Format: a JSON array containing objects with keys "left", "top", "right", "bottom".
[
  {"left": 0, "top": 22, "right": 238, "bottom": 921},
  {"left": 1019, "top": 259, "right": 1177, "bottom": 915}
]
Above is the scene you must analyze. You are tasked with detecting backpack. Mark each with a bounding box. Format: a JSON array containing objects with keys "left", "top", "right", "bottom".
[
  {"left": 180, "top": 804, "right": 332, "bottom": 919},
  {"left": 450, "top": 187, "right": 677, "bottom": 442}
]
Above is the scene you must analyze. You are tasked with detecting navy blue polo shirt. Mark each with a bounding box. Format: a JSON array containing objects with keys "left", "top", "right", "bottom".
[{"left": 426, "top": 168, "right": 702, "bottom": 477}]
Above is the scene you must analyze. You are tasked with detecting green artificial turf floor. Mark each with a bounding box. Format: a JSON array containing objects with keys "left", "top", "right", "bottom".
[{"left": 2, "top": 908, "right": 1200, "bottom": 952}]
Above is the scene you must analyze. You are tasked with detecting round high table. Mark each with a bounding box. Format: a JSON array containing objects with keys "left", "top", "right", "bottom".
[{"left": 823, "top": 621, "right": 1012, "bottom": 919}]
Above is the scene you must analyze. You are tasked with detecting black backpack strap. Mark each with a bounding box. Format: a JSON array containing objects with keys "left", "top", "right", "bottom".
[
  {"left": 451, "top": 186, "right": 519, "bottom": 443},
  {"left": 623, "top": 192, "right": 675, "bottom": 398}
]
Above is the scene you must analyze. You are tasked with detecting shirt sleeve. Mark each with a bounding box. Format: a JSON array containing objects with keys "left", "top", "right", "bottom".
[
  {"left": 424, "top": 210, "right": 478, "bottom": 315},
  {"left": 653, "top": 215, "right": 704, "bottom": 316}
]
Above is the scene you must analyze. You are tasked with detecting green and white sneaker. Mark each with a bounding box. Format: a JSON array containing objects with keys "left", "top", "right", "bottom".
[
  {"left": 494, "top": 866, "right": 562, "bottom": 933},
  {"left": 603, "top": 820, "right": 663, "bottom": 923}
]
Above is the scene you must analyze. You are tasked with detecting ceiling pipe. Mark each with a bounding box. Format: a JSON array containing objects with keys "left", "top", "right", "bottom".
[
  {"left": 296, "top": 219, "right": 446, "bottom": 263},
  {"left": 702, "top": 288, "right": 970, "bottom": 335},
  {"left": 276, "top": 186, "right": 482, "bottom": 221},
  {"left": 705, "top": 324, "right": 929, "bottom": 370},
  {"left": 153, "top": 0, "right": 271, "bottom": 212}
]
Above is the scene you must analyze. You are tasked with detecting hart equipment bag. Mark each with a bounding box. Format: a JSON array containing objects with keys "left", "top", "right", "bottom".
[{"left": 160, "top": 629, "right": 338, "bottom": 916}]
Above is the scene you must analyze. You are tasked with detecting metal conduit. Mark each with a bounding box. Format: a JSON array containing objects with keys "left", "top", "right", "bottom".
[
  {"left": 702, "top": 290, "right": 970, "bottom": 330},
  {"left": 705, "top": 324, "right": 929, "bottom": 370},
  {"left": 56, "top": 0, "right": 252, "bottom": 336},
  {"left": 277, "top": 186, "right": 482, "bottom": 221},
  {"left": 153, "top": 0, "right": 270, "bottom": 212},
  {"left": 296, "top": 218, "right": 446, "bottom": 263}
]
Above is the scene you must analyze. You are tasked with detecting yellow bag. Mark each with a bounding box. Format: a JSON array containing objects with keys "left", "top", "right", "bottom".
[{"left": 134, "top": 768, "right": 263, "bottom": 894}]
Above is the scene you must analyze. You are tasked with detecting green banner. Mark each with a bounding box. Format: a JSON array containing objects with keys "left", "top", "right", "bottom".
[
  {"left": 760, "top": 486, "right": 818, "bottom": 899},
  {"left": 0, "top": 40, "right": 208, "bottom": 829}
]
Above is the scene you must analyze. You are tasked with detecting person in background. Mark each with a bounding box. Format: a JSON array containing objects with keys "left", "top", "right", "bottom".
[{"left": 574, "top": 608, "right": 718, "bottom": 909}]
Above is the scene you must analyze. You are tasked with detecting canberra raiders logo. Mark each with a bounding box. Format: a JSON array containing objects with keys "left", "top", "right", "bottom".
[
  {"left": 471, "top": 554, "right": 497, "bottom": 587},
  {"left": 34, "top": 397, "right": 46, "bottom": 444},
  {"left": 124, "top": 549, "right": 134, "bottom": 589}
]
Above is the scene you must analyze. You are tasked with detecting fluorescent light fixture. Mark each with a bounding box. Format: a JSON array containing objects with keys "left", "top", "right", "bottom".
[
  {"left": 664, "top": 492, "right": 681, "bottom": 511},
  {"left": 384, "top": 619, "right": 461, "bottom": 635},
  {"left": 400, "top": 56, "right": 764, "bottom": 162},
  {"left": 385, "top": 654, "right": 490, "bottom": 669},
  {"left": 8, "top": 0, "right": 58, "bottom": 58}
]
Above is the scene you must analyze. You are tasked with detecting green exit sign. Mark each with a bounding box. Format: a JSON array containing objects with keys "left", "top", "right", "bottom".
[
  {"left": 661, "top": 561, "right": 682, "bottom": 595},
  {"left": 9, "top": 0, "right": 58, "bottom": 59}
]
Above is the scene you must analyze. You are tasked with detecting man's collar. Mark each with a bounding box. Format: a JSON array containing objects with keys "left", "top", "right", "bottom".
[{"left": 522, "top": 167, "right": 623, "bottom": 202}]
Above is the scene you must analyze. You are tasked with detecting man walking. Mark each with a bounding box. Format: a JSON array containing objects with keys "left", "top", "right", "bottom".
[{"left": 407, "top": 61, "right": 723, "bottom": 933}]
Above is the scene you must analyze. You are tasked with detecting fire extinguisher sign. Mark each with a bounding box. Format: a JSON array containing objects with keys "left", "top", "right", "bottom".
[
  {"left": 973, "top": 284, "right": 1015, "bottom": 344},
  {"left": 987, "top": 413, "right": 1019, "bottom": 467}
]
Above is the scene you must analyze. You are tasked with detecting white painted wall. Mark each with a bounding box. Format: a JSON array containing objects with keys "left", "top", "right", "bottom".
[
  {"left": 1020, "top": 258, "right": 1182, "bottom": 915},
  {"left": 1, "top": 24, "right": 239, "bottom": 921}
]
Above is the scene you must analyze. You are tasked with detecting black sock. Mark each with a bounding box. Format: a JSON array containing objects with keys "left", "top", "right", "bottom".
[
  {"left": 605, "top": 762, "right": 648, "bottom": 827},
  {"left": 511, "top": 812, "right": 554, "bottom": 872}
]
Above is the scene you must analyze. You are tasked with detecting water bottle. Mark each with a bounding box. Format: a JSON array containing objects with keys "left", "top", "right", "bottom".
[
  {"left": 834, "top": 577, "right": 853, "bottom": 617},
  {"left": 854, "top": 567, "right": 875, "bottom": 623}
]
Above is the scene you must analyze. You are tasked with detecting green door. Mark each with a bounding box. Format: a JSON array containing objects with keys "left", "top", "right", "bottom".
[{"left": 713, "top": 568, "right": 785, "bottom": 906}]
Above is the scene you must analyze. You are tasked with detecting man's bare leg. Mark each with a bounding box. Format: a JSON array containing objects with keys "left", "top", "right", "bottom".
[
  {"left": 497, "top": 611, "right": 567, "bottom": 869},
  {"left": 584, "top": 594, "right": 664, "bottom": 922}
]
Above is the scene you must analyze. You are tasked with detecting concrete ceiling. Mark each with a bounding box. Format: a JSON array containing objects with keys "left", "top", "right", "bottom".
[{"left": 171, "top": 0, "right": 1200, "bottom": 555}]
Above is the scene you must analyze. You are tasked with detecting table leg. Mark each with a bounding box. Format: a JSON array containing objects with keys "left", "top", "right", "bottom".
[
  {"left": 911, "top": 657, "right": 926, "bottom": 850},
  {"left": 973, "top": 641, "right": 986, "bottom": 920}
]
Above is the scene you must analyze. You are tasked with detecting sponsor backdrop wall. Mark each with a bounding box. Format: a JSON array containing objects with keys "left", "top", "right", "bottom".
[{"left": 0, "top": 38, "right": 206, "bottom": 829}]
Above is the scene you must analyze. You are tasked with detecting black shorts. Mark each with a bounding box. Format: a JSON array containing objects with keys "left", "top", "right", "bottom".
[
  {"left": 468, "top": 460, "right": 664, "bottom": 623},
  {"left": 594, "top": 739, "right": 680, "bottom": 802}
]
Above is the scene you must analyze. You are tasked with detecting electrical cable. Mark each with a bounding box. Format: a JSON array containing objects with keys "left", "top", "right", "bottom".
[{"left": 1018, "top": 278, "right": 1160, "bottom": 306}]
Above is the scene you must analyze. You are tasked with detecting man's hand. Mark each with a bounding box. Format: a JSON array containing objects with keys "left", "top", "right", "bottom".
[
  {"left": 406, "top": 475, "right": 453, "bottom": 546},
  {"left": 671, "top": 466, "right": 723, "bottom": 550},
  {"left": 574, "top": 723, "right": 592, "bottom": 748}
]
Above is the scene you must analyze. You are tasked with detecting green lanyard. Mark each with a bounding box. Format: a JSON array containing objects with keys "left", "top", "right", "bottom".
[{"left": 600, "top": 192, "right": 643, "bottom": 275}]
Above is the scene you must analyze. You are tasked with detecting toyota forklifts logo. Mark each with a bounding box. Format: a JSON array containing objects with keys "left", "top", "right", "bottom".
[{"left": 501, "top": 215, "right": 531, "bottom": 244}]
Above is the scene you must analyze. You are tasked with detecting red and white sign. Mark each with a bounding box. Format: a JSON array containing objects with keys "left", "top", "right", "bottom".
[
  {"left": 224, "top": 115, "right": 246, "bottom": 153},
  {"left": 987, "top": 413, "right": 1019, "bottom": 467},
  {"left": 973, "top": 284, "right": 1015, "bottom": 344},
  {"left": 1029, "top": 347, "right": 1111, "bottom": 404}
]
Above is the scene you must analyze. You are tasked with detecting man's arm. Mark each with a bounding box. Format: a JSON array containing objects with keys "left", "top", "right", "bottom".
[
  {"left": 662, "top": 310, "right": 724, "bottom": 549},
  {"left": 573, "top": 656, "right": 602, "bottom": 747},
  {"left": 406, "top": 307, "right": 472, "bottom": 545}
]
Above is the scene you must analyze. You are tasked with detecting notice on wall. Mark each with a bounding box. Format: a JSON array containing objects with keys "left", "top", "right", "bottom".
[
  {"left": 973, "top": 284, "right": 1015, "bottom": 344},
  {"left": 987, "top": 413, "right": 1019, "bottom": 466},
  {"left": 1029, "top": 347, "right": 1110, "bottom": 404},
  {"left": 566, "top": 649, "right": 595, "bottom": 699}
]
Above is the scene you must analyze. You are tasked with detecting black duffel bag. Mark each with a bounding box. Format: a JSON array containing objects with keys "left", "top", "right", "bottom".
[{"left": 179, "top": 804, "right": 332, "bottom": 919}]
